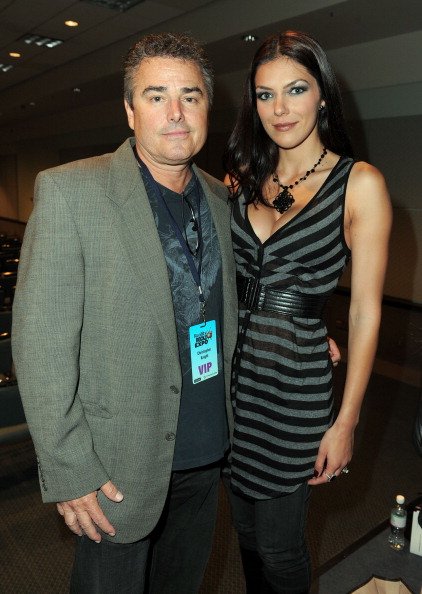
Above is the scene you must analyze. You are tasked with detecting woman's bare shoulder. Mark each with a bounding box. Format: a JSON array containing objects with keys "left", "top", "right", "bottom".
[{"left": 346, "top": 160, "right": 391, "bottom": 219}]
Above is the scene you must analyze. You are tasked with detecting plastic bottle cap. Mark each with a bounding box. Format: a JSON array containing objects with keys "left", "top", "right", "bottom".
[{"left": 396, "top": 495, "right": 405, "bottom": 504}]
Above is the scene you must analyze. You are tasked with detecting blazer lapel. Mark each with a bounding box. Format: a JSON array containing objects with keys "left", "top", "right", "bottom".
[{"left": 106, "top": 139, "right": 178, "bottom": 352}]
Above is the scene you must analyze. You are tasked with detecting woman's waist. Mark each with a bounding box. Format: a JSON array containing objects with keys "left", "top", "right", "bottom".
[{"left": 237, "top": 276, "right": 330, "bottom": 318}]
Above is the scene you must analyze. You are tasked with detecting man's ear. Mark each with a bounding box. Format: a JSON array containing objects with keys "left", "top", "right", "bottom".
[{"left": 124, "top": 99, "right": 135, "bottom": 130}]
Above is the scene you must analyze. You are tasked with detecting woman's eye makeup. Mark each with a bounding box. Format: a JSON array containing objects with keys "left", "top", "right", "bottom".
[
  {"left": 255, "top": 83, "right": 309, "bottom": 101},
  {"left": 288, "top": 84, "right": 308, "bottom": 95},
  {"left": 256, "top": 91, "right": 273, "bottom": 101}
]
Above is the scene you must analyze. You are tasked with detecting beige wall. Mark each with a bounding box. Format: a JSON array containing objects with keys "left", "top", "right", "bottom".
[
  {"left": 357, "top": 116, "right": 422, "bottom": 304},
  {"left": 0, "top": 147, "right": 59, "bottom": 221},
  {"left": 0, "top": 125, "right": 126, "bottom": 222},
  {"left": 16, "top": 147, "right": 60, "bottom": 222}
]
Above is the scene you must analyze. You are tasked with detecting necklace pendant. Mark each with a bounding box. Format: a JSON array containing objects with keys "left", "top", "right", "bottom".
[{"left": 273, "top": 188, "right": 295, "bottom": 214}]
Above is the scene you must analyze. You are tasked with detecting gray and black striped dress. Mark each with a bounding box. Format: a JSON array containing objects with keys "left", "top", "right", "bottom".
[{"left": 230, "top": 156, "right": 354, "bottom": 500}]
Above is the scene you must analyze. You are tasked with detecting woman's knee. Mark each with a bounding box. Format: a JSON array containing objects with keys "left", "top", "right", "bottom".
[
  {"left": 258, "top": 545, "right": 311, "bottom": 594},
  {"left": 258, "top": 543, "right": 310, "bottom": 575}
]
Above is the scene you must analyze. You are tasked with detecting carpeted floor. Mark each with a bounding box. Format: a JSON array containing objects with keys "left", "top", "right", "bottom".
[{"left": 1, "top": 364, "right": 421, "bottom": 593}]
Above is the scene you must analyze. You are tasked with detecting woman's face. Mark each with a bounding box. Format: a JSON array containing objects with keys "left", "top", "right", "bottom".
[{"left": 254, "top": 56, "right": 324, "bottom": 150}]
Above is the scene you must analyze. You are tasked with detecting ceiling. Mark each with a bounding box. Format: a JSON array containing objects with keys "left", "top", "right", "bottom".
[{"left": 0, "top": 0, "right": 421, "bottom": 132}]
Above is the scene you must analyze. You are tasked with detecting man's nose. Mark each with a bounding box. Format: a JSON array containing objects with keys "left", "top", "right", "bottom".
[{"left": 168, "top": 99, "right": 184, "bottom": 122}]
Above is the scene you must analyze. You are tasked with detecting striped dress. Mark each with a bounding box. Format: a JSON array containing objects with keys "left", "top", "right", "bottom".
[{"left": 230, "top": 156, "right": 354, "bottom": 500}]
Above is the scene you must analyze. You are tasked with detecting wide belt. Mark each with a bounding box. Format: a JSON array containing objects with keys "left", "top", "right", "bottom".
[{"left": 237, "top": 277, "right": 327, "bottom": 318}]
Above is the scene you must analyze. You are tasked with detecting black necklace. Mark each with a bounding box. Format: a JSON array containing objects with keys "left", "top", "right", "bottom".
[{"left": 272, "top": 147, "right": 327, "bottom": 214}]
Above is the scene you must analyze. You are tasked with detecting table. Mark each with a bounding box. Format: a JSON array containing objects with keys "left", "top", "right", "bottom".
[{"left": 312, "top": 527, "right": 422, "bottom": 594}]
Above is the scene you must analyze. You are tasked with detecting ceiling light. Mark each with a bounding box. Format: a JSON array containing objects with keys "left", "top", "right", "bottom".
[
  {"left": 80, "top": 0, "right": 146, "bottom": 11},
  {"left": 65, "top": 20, "right": 79, "bottom": 27},
  {"left": 242, "top": 34, "right": 258, "bottom": 42},
  {"left": 22, "top": 34, "right": 63, "bottom": 48},
  {"left": 23, "top": 34, "right": 38, "bottom": 44},
  {"left": 0, "top": 64, "right": 13, "bottom": 72},
  {"left": 45, "top": 39, "right": 63, "bottom": 48},
  {"left": 9, "top": 52, "right": 21, "bottom": 58}
]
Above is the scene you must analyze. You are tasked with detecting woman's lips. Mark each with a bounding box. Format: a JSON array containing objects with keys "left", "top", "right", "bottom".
[{"left": 273, "top": 122, "right": 296, "bottom": 132}]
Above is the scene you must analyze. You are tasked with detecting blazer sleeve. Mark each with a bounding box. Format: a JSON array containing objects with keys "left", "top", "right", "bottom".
[{"left": 12, "top": 170, "right": 110, "bottom": 502}]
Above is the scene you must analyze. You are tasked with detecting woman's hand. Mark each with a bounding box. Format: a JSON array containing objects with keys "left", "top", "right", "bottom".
[
  {"left": 327, "top": 336, "right": 341, "bottom": 367},
  {"left": 308, "top": 422, "right": 353, "bottom": 485}
]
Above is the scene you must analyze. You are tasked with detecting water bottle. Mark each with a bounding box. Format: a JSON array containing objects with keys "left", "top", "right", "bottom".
[{"left": 388, "top": 494, "right": 406, "bottom": 550}]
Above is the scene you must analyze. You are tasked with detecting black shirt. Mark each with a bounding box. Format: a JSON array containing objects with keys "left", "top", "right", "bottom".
[{"left": 141, "top": 168, "right": 228, "bottom": 470}]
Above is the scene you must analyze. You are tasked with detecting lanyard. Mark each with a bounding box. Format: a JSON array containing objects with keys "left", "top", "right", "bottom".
[{"left": 138, "top": 158, "right": 206, "bottom": 322}]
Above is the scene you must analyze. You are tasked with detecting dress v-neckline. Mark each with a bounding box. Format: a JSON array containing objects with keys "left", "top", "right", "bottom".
[{"left": 245, "top": 156, "right": 344, "bottom": 247}]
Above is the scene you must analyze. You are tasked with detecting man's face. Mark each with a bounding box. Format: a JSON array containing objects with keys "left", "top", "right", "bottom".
[{"left": 124, "top": 57, "right": 209, "bottom": 169}]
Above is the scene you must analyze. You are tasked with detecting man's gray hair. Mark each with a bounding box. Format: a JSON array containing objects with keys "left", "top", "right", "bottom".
[{"left": 124, "top": 32, "right": 214, "bottom": 107}]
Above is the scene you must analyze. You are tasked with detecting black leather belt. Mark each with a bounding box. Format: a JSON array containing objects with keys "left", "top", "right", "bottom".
[{"left": 237, "top": 277, "right": 327, "bottom": 318}]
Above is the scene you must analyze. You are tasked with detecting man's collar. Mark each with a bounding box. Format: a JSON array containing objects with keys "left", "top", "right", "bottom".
[{"left": 132, "top": 144, "right": 196, "bottom": 196}]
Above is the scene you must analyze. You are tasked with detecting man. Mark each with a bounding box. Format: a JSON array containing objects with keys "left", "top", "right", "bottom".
[{"left": 12, "top": 32, "right": 238, "bottom": 593}]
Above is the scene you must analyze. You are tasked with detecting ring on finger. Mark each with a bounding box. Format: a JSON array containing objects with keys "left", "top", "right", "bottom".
[
  {"left": 341, "top": 467, "right": 350, "bottom": 475},
  {"left": 325, "top": 472, "right": 336, "bottom": 482}
]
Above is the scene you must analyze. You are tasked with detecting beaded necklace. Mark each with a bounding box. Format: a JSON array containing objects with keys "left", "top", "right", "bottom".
[{"left": 272, "top": 147, "right": 327, "bottom": 214}]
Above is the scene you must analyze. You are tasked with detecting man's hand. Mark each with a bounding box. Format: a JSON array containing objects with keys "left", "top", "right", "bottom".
[
  {"left": 327, "top": 336, "right": 341, "bottom": 367},
  {"left": 56, "top": 480, "right": 123, "bottom": 543}
]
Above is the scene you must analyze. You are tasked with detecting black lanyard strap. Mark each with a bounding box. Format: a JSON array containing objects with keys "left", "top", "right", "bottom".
[{"left": 138, "top": 157, "right": 206, "bottom": 320}]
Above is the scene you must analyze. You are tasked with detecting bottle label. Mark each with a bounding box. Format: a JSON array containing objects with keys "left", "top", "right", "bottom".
[{"left": 391, "top": 513, "right": 406, "bottom": 528}]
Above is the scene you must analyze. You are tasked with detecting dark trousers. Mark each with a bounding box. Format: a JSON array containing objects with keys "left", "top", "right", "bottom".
[
  {"left": 70, "top": 463, "right": 221, "bottom": 594},
  {"left": 227, "top": 481, "right": 311, "bottom": 594}
]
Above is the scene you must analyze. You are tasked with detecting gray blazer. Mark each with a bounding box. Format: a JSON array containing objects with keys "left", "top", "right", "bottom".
[{"left": 12, "top": 138, "right": 238, "bottom": 543}]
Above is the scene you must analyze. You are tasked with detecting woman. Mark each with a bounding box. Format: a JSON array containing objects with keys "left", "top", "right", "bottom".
[{"left": 224, "top": 30, "right": 392, "bottom": 593}]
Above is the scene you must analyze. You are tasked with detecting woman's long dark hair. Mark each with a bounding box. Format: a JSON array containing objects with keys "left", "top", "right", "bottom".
[{"left": 223, "top": 30, "right": 353, "bottom": 204}]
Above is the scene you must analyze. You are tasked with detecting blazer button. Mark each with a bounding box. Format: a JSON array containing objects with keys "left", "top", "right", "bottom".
[
  {"left": 170, "top": 385, "right": 179, "bottom": 394},
  {"left": 165, "top": 432, "right": 176, "bottom": 441}
]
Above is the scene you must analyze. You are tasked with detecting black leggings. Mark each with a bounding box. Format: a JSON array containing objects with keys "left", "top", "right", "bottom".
[{"left": 227, "top": 482, "right": 311, "bottom": 594}]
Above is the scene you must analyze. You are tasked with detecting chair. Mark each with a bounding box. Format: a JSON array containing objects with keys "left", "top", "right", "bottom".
[
  {"left": 0, "top": 237, "right": 21, "bottom": 252},
  {"left": 1, "top": 257, "right": 19, "bottom": 272},
  {"left": 0, "top": 384, "right": 26, "bottom": 428},
  {"left": 0, "top": 311, "right": 12, "bottom": 334},
  {"left": 0, "top": 272, "right": 17, "bottom": 305},
  {"left": 0, "top": 334, "right": 12, "bottom": 374},
  {"left": 0, "top": 422, "right": 29, "bottom": 444},
  {"left": 0, "top": 383, "right": 29, "bottom": 444}
]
